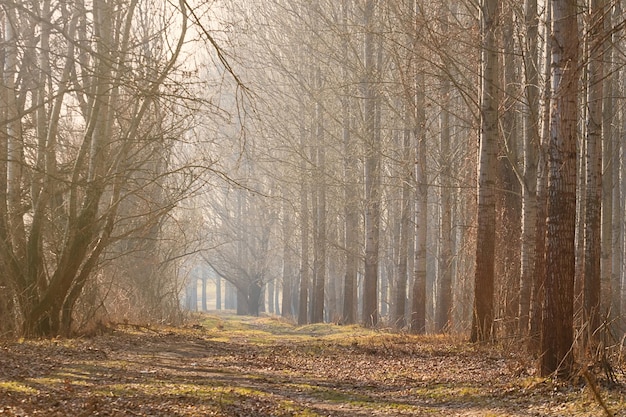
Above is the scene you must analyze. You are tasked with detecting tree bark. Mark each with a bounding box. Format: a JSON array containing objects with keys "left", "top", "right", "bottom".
[
  {"left": 281, "top": 190, "right": 296, "bottom": 319},
  {"left": 470, "top": 0, "right": 499, "bottom": 343},
  {"left": 604, "top": 2, "right": 620, "bottom": 334},
  {"left": 393, "top": 120, "right": 412, "bottom": 328},
  {"left": 434, "top": 3, "right": 453, "bottom": 333},
  {"left": 298, "top": 109, "right": 310, "bottom": 325},
  {"left": 583, "top": 0, "right": 605, "bottom": 340},
  {"left": 412, "top": 70, "right": 428, "bottom": 334},
  {"left": 529, "top": 2, "right": 552, "bottom": 352},
  {"left": 216, "top": 275, "right": 222, "bottom": 310},
  {"left": 541, "top": 0, "right": 579, "bottom": 378},
  {"left": 362, "top": 0, "right": 380, "bottom": 327},
  {"left": 519, "top": 0, "right": 540, "bottom": 337},
  {"left": 311, "top": 80, "right": 326, "bottom": 323},
  {"left": 340, "top": 0, "right": 359, "bottom": 325}
]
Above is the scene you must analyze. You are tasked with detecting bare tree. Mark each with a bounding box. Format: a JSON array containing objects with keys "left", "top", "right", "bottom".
[
  {"left": 342, "top": 0, "right": 359, "bottom": 325},
  {"left": 582, "top": 0, "right": 605, "bottom": 341},
  {"left": 540, "top": 0, "right": 579, "bottom": 378},
  {"left": 362, "top": 0, "right": 381, "bottom": 327},
  {"left": 412, "top": 70, "right": 428, "bottom": 334},
  {"left": 0, "top": 0, "right": 198, "bottom": 337},
  {"left": 519, "top": 0, "right": 540, "bottom": 337},
  {"left": 470, "top": 0, "right": 499, "bottom": 343}
]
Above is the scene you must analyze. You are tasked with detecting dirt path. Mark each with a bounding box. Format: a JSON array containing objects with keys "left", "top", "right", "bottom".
[{"left": 0, "top": 314, "right": 624, "bottom": 416}]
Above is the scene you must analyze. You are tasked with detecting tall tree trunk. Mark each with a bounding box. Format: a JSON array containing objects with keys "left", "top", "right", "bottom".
[
  {"left": 602, "top": 1, "right": 619, "bottom": 333},
  {"left": 236, "top": 288, "right": 247, "bottom": 315},
  {"left": 615, "top": 118, "right": 626, "bottom": 332},
  {"left": 620, "top": 118, "right": 626, "bottom": 330},
  {"left": 201, "top": 276, "right": 208, "bottom": 311},
  {"left": 611, "top": 80, "right": 623, "bottom": 334},
  {"left": 189, "top": 280, "right": 198, "bottom": 311},
  {"left": 583, "top": 0, "right": 605, "bottom": 340},
  {"left": 393, "top": 118, "right": 412, "bottom": 328},
  {"left": 342, "top": 0, "right": 359, "bottom": 325},
  {"left": 519, "top": 0, "right": 540, "bottom": 337},
  {"left": 226, "top": 281, "right": 236, "bottom": 310},
  {"left": 499, "top": 4, "right": 522, "bottom": 337},
  {"left": 541, "top": 0, "right": 579, "bottom": 378},
  {"left": 412, "top": 70, "right": 428, "bottom": 334},
  {"left": 311, "top": 77, "right": 326, "bottom": 323},
  {"left": 236, "top": 192, "right": 247, "bottom": 317},
  {"left": 2, "top": 6, "right": 30, "bottom": 331},
  {"left": 248, "top": 280, "right": 262, "bottom": 317},
  {"left": 216, "top": 275, "right": 222, "bottom": 310},
  {"left": 529, "top": 2, "right": 552, "bottom": 352},
  {"left": 620, "top": 47, "right": 626, "bottom": 330},
  {"left": 267, "top": 279, "right": 275, "bottom": 314},
  {"left": 298, "top": 115, "right": 310, "bottom": 325},
  {"left": 0, "top": 9, "right": 12, "bottom": 335},
  {"left": 362, "top": 0, "right": 380, "bottom": 327},
  {"left": 470, "top": 0, "right": 499, "bottom": 343},
  {"left": 436, "top": 4, "right": 453, "bottom": 333},
  {"left": 410, "top": 0, "right": 427, "bottom": 332},
  {"left": 342, "top": 137, "right": 359, "bottom": 324},
  {"left": 281, "top": 190, "right": 296, "bottom": 319}
]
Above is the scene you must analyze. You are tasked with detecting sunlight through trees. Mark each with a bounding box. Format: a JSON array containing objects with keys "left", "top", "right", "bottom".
[{"left": 2, "top": 0, "right": 626, "bottom": 381}]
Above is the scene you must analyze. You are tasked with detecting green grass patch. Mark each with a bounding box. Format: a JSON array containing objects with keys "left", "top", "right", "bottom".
[
  {"left": 411, "top": 383, "right": 484, "bottom": 403},
  {"left": 199, "top": 313, "right": 378, "bottom": 346},
  {"left": 276, "top": 399, "right": 321, "bottom": 417},
  {"left": 0, "top": 381, "right": 39, "bottom": 394},
  {"left": 26, "top": 376, "right": 66, "bottom": 387},
  {"left": 286, "top": 382, "right": 373, "bottom": 404},
  {"left": 201, "top": 313, "right": 378, "bottom": 341},
  {"left": 92, "top": 383, "right": 140, "bottom": 397}
]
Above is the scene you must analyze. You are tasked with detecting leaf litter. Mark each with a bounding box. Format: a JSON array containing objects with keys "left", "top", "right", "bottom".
[{"left": 0, "top": 314, "right": 624, "bottom": 416}]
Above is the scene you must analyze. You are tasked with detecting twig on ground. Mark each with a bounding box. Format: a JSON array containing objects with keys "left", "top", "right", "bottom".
[{"left": 581, "top": 367, "right": 614, "bottom": 417}]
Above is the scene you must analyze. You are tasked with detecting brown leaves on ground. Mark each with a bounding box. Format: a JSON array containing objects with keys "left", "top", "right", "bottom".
[{"left": 0, "top": 314, "right": 624, "bottom": 416}]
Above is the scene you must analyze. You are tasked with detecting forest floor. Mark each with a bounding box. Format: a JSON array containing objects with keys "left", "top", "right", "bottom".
[{"left": 0, "top": 313, "right": 625, "bottom": 416}]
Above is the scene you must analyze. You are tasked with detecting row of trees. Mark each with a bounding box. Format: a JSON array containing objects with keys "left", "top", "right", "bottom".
[
  {"left": 200, "top": 0, "right": 626, "bottom": 378},
  {"left": 1, "top": 0, "right": 624, "bottom": 381}
]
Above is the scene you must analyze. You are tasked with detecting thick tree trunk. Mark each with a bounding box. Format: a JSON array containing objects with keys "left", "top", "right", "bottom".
[
  {"left": 225, "top": 282, "right": 236, "bottom": 310},
  {"left": 540, "top": 0, "right": 579, "bottom": 378},
  {"left": 470, "top": 0, "right": 499, "bottom": 343},
  {"left": 248, "top": 281, "right": 262, "bottom": 317},
  {"left": 236, "top": 288, "right": 248, "bottom": 315}
]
